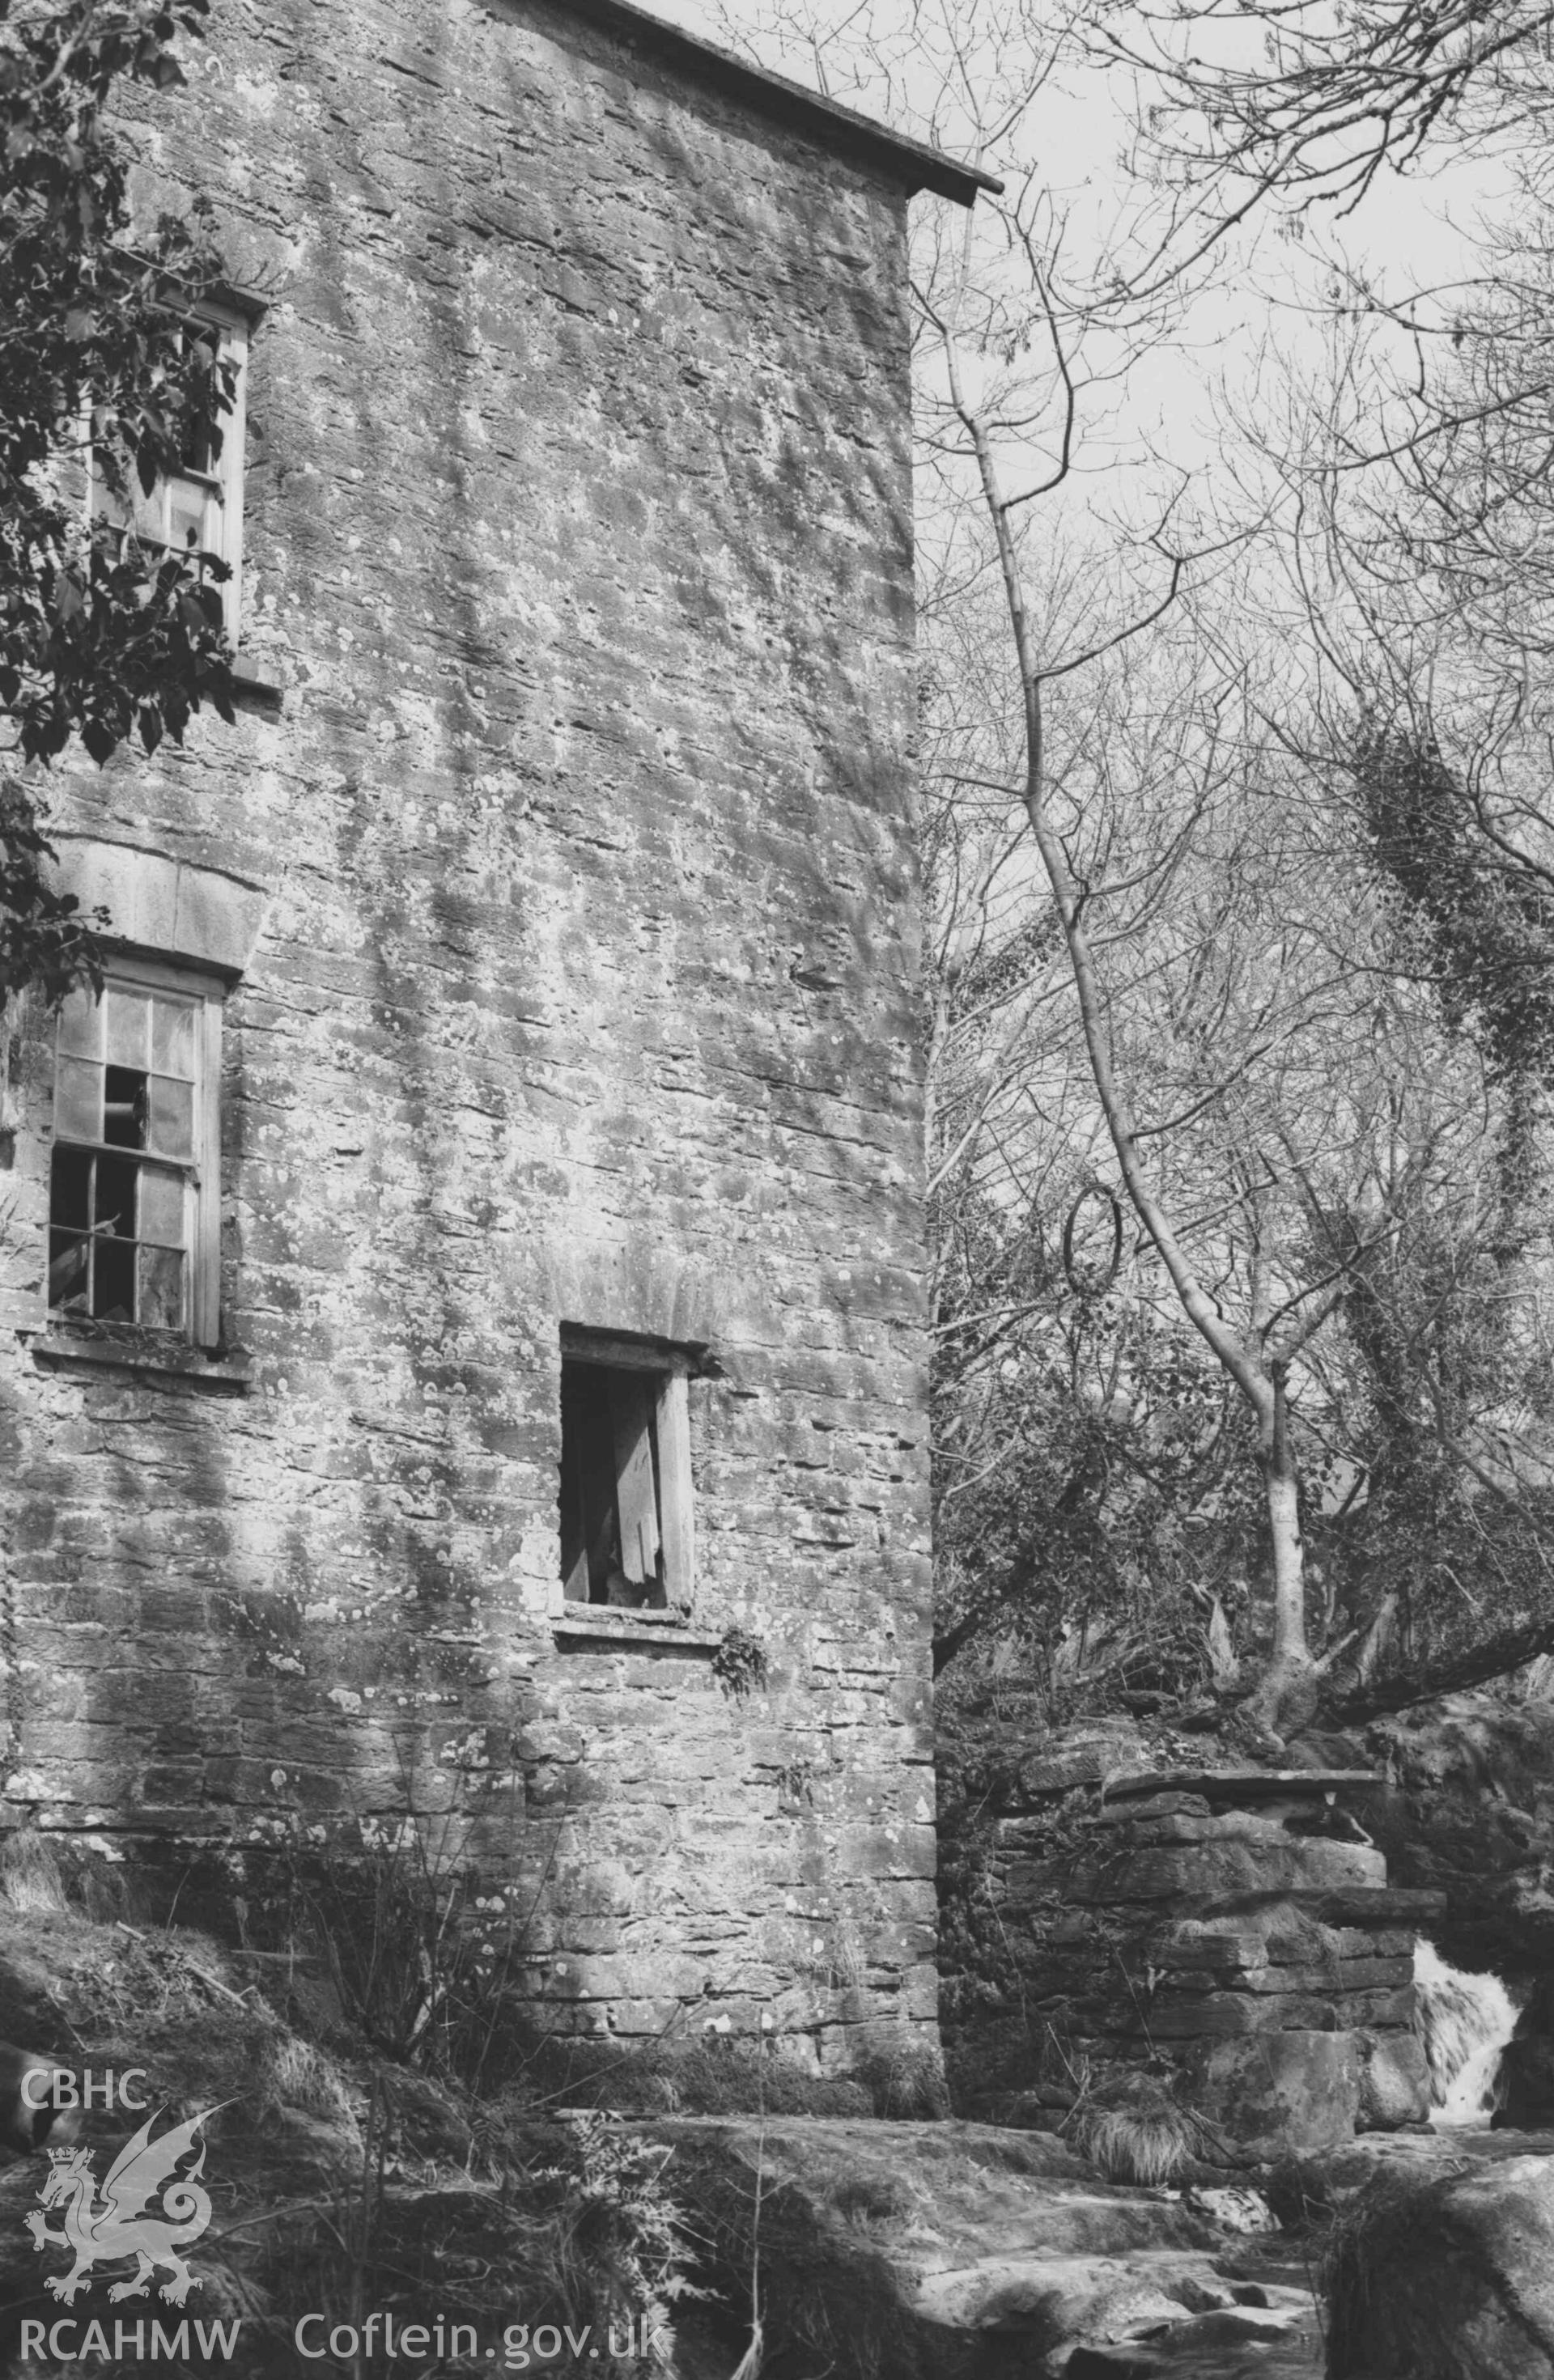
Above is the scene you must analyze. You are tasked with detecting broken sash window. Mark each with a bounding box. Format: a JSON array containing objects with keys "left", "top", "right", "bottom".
[{"left": 49, "top": 965, "right": 222, "bottom": 1343}]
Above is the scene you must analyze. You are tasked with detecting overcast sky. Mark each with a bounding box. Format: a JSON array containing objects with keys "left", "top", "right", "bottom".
[
  {"left": 627, "top": 0, "right": 1521, "bottom": 632},
  {"left": 640, "top": 1, "right": 1507, "bottom": 480},
  {"left": 644, "top": 0, "right": 1501, "bottom": 264}
]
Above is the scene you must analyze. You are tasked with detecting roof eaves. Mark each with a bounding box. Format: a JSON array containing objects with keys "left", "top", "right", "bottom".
[{"left": 564, "top": 0, "right": 1003, "bottom": 206}]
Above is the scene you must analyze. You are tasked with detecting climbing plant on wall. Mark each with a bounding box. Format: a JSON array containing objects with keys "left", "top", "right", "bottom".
[{"left": 1, "top": 0, "right": 236, "bottom": 999}]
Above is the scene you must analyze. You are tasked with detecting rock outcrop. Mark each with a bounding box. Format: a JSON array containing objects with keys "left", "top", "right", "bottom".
[
  {"left": 1305, "top": 1695, "right": 1554, "bottom": 1974},
  {"left": 1501, "top": 1979, "right": 1554, "bottom": 2127},
  {"left": 655, "top": 2114, "right": 1314, "bottom": 2378},
  {"left": 1327, "top": 2152, "right": 1554, "bottom": 2378}
]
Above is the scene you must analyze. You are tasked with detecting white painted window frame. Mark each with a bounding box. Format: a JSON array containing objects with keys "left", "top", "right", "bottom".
[
  {"left": 90, "top": 301, "right": 249, "bottom": 639},
  {"left": 50, "top": 952, "right": 225, "bottom": 1347}
]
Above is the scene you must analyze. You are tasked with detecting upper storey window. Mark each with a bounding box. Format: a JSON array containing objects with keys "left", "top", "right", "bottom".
[
  {"left": 49, "top": 961, "right": 223, "bottom": 1345},
  {"left": 91, "top": 307, "right": 248, "bottom": 637}
]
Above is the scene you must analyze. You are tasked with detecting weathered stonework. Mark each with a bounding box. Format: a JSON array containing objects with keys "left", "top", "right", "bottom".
[
  {"left": 0, "top": 0, "right": 983, "bottom": 2066},
  {"left": 940, "top": 1759, "right": 1439, "bottom": 2150}
]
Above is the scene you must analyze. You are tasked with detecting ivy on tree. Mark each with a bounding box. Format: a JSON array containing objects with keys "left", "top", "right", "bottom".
[
  {"left": 1357, "top": 730, "right": 1554, "bottom": 1091},
  {"left": 2, "top": 0, "right": 236, "bottom": 1001}
]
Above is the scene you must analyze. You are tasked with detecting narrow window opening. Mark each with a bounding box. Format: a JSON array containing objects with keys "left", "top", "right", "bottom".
[{"left": 558, "top": 1333, "right": 697, "bottom": 1612}]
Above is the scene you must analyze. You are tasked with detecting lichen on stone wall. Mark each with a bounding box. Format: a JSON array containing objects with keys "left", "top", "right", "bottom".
[{"left": 0, "top": 0, "right": 937, "bottom": 2069}]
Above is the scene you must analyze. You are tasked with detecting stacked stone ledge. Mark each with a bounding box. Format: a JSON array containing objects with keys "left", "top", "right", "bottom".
[{"left": 942, "top": 1747, "right": 1441, "bottom": 2154}]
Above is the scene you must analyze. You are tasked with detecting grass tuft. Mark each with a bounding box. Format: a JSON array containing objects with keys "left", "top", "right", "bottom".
[
  {"left": 856, "top": 2034, "right": 951, "bottom": 2120},
  {"left": 252, "top": 2027, "right": 362, "bottom": 2137},
  {"left": 0, "top": 1829, "right": 69, "bottom": 1915},
  {"left": 1070, "top": 2071, "right": 1201, "bottom": 2186}
]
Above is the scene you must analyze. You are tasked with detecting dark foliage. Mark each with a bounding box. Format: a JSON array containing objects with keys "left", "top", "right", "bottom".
[
  {"left": 930, "top": 1184, "right": 1265, "bottom": 1697},
  {"left": 1331, "top": 1193, "right": 1554, "bottom": 1678},
  {"left": 0, "top": 776, "right": 105, "bottom": 1000},
  {"left": 932, "top": 1158, "right": 1554, "bottom": 1721},
  {"left": 1331, "top": 1612, "right": 1554, "bottom": 1723},
  {"left": 1, "top": 0, "right": 236, "bottom": 996}
]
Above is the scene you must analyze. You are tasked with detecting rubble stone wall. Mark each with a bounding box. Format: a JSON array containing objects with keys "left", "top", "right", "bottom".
[
  {"left": 0, "top": 0, "right": 936, "bottom": 2064},
  {"left": 940, "top": 1749, "right": 1438, "bottom": 2150}
]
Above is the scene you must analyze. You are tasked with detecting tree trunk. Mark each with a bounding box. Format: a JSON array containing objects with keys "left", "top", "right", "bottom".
[
  {"left": 1240, "top": 1370, "right": 1318, "bottom": 1739},
  {"left": 937, "top": 317, "right": 1329, "bottom": 1737},
  {"left": 1327, "top": 1614, "right": 1554, "bottom": 1723}
]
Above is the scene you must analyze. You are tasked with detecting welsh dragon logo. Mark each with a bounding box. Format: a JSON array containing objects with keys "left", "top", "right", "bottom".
[{"left": 25, "top": 2106, "right": 219, "bottom": 2306}]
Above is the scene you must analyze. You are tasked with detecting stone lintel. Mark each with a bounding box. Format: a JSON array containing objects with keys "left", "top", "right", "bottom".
[{"left": 47, "top": 835, "right": 270, "bottom": 977}]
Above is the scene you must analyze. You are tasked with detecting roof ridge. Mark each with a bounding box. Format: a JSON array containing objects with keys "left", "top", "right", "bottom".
[{"left": 562, "top": 0, "right": 1002, "bottom": 206}]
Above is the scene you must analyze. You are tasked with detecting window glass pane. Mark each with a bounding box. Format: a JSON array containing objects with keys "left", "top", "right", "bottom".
[
  {"left": 129, "top": 477, "right": 169, "bottom": 545},
  {"left": 57, "top": 987, "right": 103, "bottom": 1059},
  {"left": 168, "top": 477, "right": 206, "bottom": 555},
  {"left": 151, "top": 997, "right": 196, "bottom": 1080},
  {"left": 55, "top": 1057, "right": 102, "bottom": 1143},
  {"left": 50, "top": 1147, "right": 93, "bottom": 1233},
  {"left": 179, "top": 328, "right": 222, "bottom": 472},
  {"left": 146, "top": 1076, "right": 193, "bottom": 1160},
  {"left": 138, "top": 1245, "right": 185, "bottom": 1332},
  {"left": 93, "top": 462, "right": 133, "bottom": 534},
  {"left": 94, "top": 1155, "right": 138, "bottom": 1240},
  {"left": 104, "top": 987, "right": 151, "bottom": 1069},
  {"left": 93, "top": 1235, "right": 135, "bottom": 1323},
  {"left": 49, "top": 1231, "right": 90, "bottom": 1314},
  {"left": 138, "top": 1166, "right": 186, "bottom": 1249}
]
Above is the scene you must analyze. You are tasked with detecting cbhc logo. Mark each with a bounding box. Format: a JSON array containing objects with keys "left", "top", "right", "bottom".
[{"left": 22, "top": 2069, "right": 149, "bottom": 2112}]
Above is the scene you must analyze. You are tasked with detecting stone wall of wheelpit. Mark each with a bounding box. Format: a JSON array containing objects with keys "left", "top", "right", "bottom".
[{"left": 937, "top": 1729, "right": 1441, "bottom": 2157}]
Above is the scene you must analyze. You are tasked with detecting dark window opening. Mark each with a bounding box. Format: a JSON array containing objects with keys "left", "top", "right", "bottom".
[
  {"left": 48, "top": 1147, "right": 189, "bottom": 1329},
  {"left": 558, "top": 1338, "right": 696, "bottom": 1611},
  {"left": 104, "top": 1067, "right": 148, "bottom": 1147}
]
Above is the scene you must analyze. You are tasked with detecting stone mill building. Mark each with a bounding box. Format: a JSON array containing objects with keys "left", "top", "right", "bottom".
[{"left": 0, "top": 1, "right": 988, "bottom": 2068}]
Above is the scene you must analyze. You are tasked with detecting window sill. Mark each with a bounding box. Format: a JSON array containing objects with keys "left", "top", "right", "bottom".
[
  {"left": 22, "top": 1328, "right": 253, "bottom": 1393},
  {"left": 231, "top": 656, "right": 284, "bottom": 712},
  {"left": 552, "top": 1611, "right": 724, "bottom": 1650}
]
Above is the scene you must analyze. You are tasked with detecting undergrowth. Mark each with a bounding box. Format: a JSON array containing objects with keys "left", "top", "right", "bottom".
[
  {"left": 0, "top": 1818, "right": 949, "bottom": 2380},
  {"left": 258, "top": 1808, "right": 540, "bottom": 2089},
  {"left": 270, "top": 2105, "right": 698, "bottom": 2378}
]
